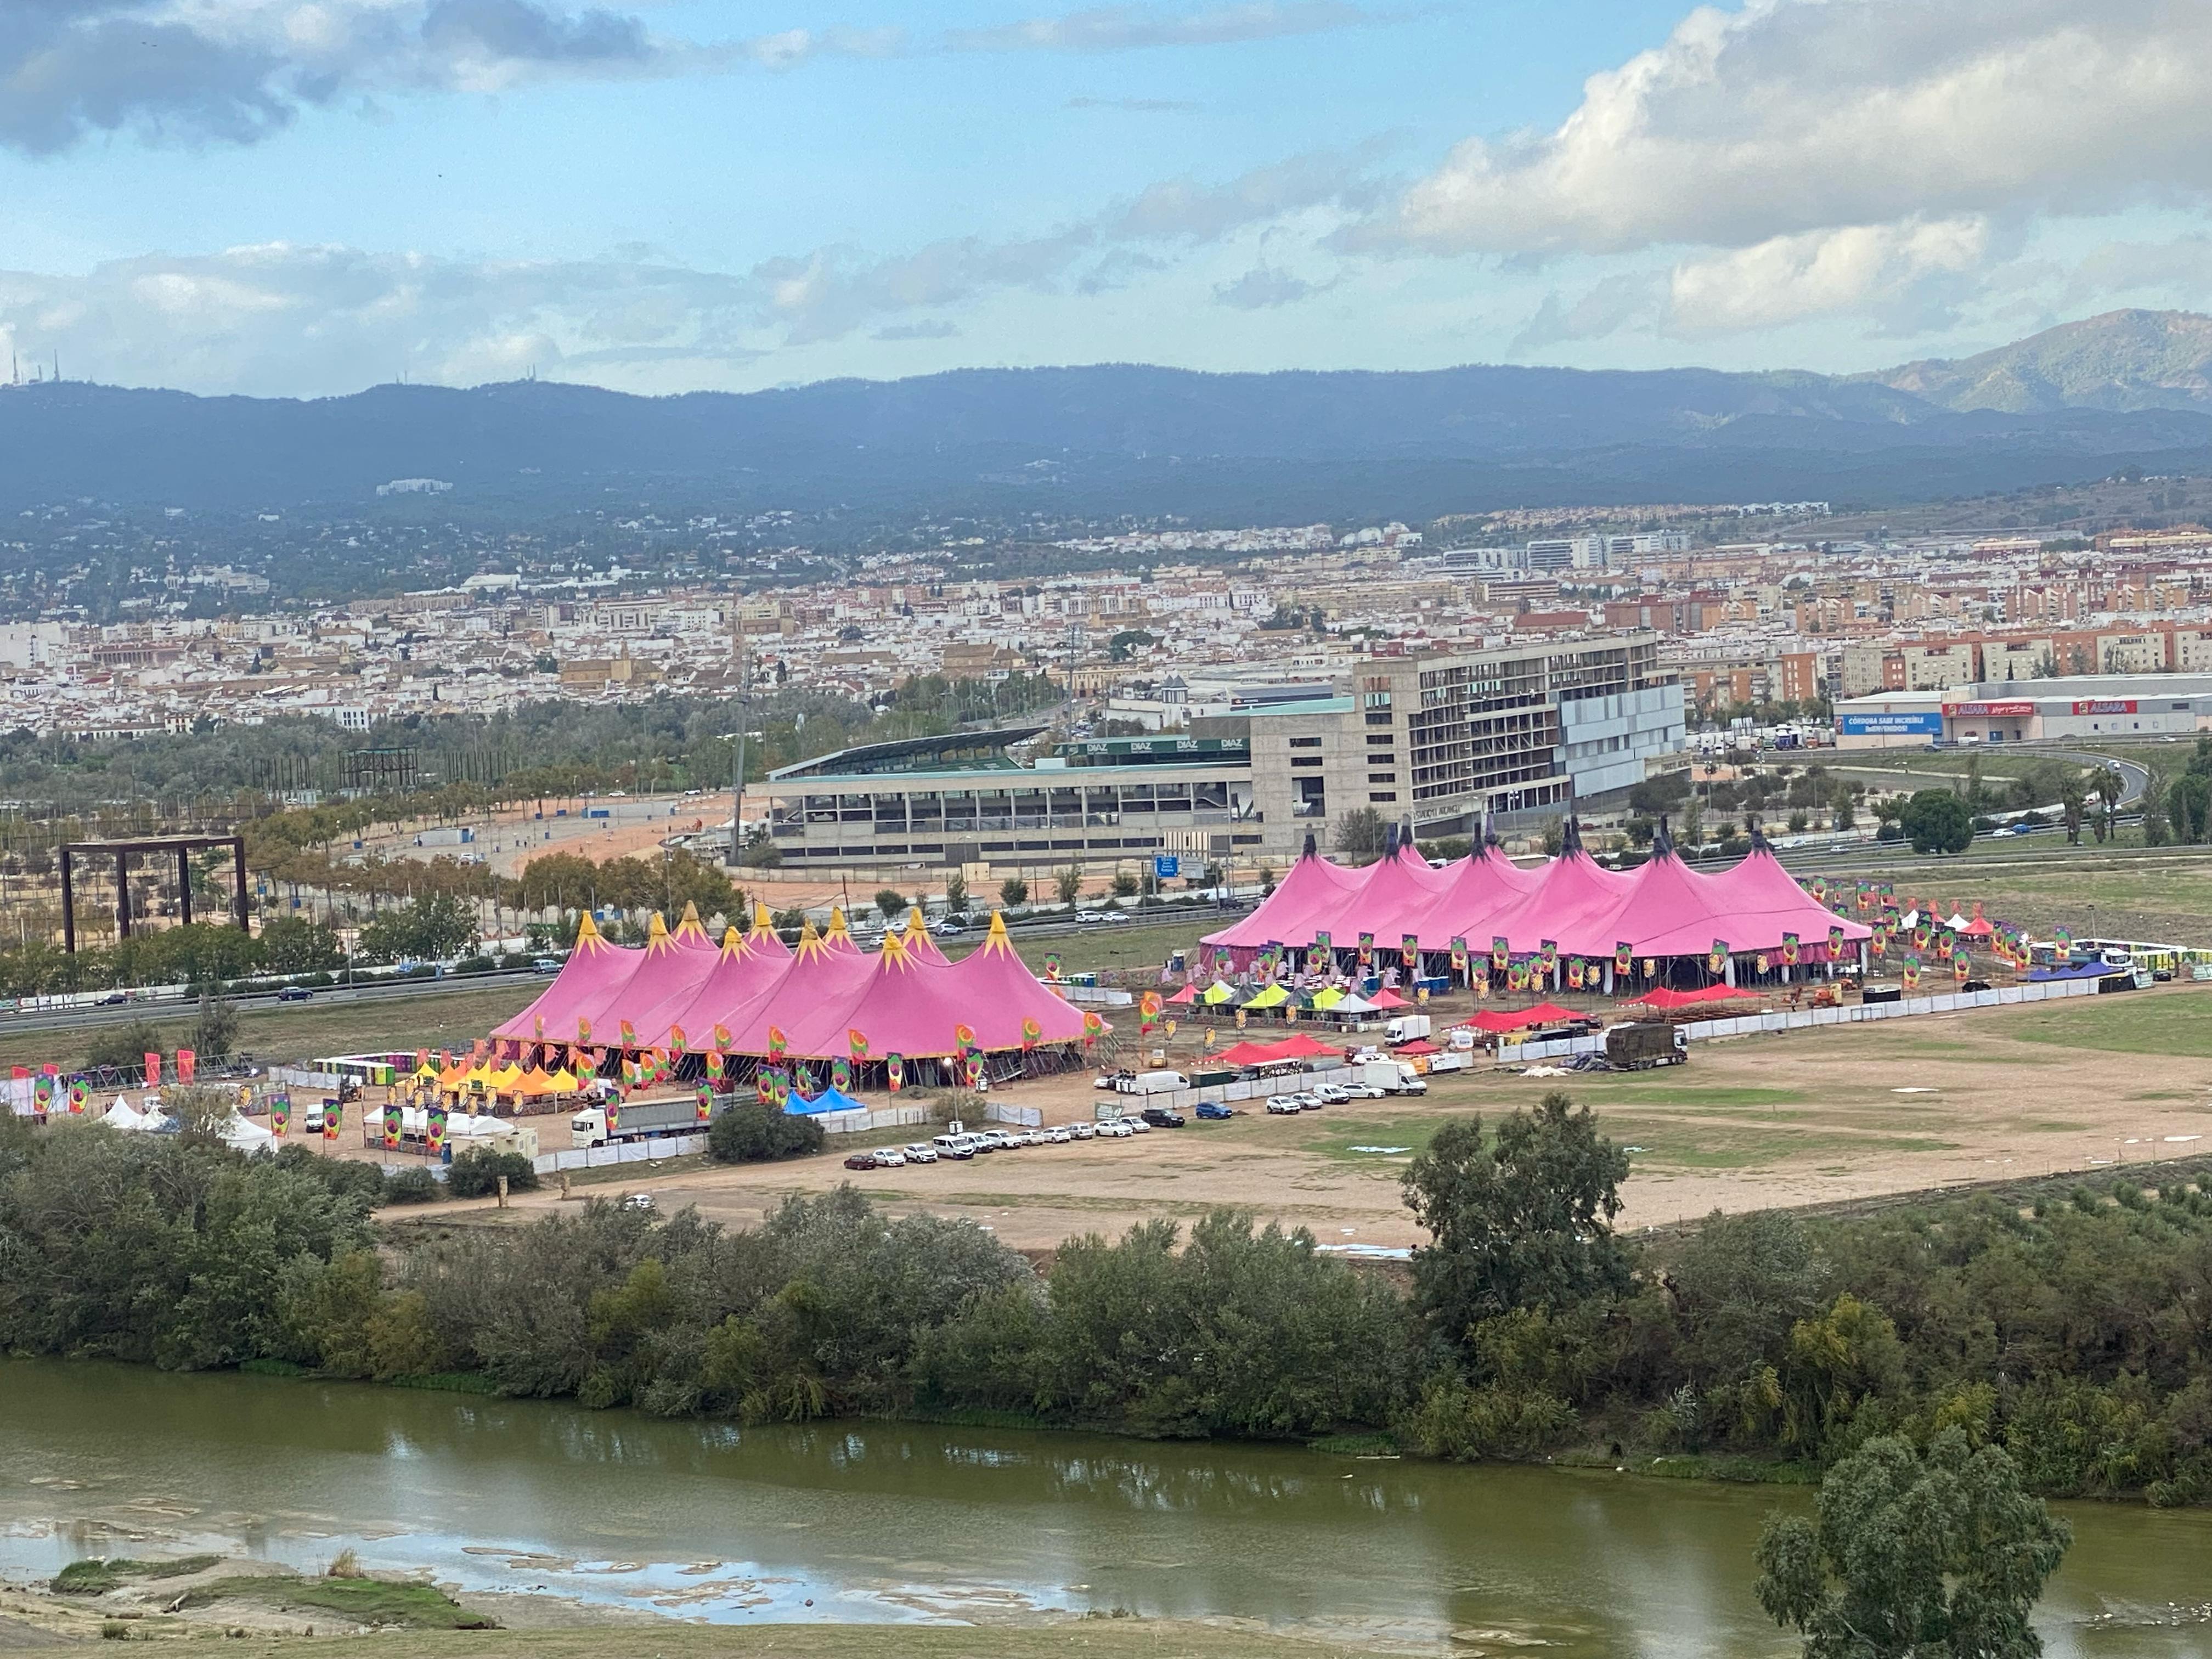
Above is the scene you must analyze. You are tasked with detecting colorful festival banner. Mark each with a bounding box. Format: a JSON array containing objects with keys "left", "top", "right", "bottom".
[
  {"left": 1708, "top": 939, "right": 1729, "bottom": 975},
  {"left": 1781, "top": 931, "right": 1800, "bottom": 966},
  {"left": 143, "top": 1052, "right": 161, "bottom": 1088},
  {"left": 696, "top": 1085, "right": 714, "bottom": 1122},
  {"left": 1492, "top": 935, "right": 1510, "bottom": 972},
  {"left": 1539, "top": 939, "right": 1558, "bottom": 973},
  {"left": 426, "top": 1102, "right": 447, "bottom": 1152},
  {"left": 1828, "top": 924, "right": 1846, "bottom": 957},
  {"left": 886, "top": 1052, "right": 906, "bottom": 1091},
  {"left": 177, "top": 1049, "right": 196, "bottom": 1085},
  {"left": 1401, "top": 933, "right": 1419, "bottom": 969},
  {"left": 830, "top": 1056, "right": 852, "bottom": 1092},
  {"left": 1357, "top": 932, "right": 1375, "bottom": 966},
  {"left": 1615, "top": 940, "right": 1633, "bottom": 975},
  {"left": 767, "top": 1026, "right": 789, "bottom": 1061},
  {"left": 382, "top": 1103, "right": 401, "bottom": 1150},
  {"left": 323, "top": 1102, "right": 341, "bottom": 1142},
  {"left": 1020, "top": 1015, "right": 1043, "bottom": 1049},
  {"left": 1450, "top": 936, "right": 1469, "bottom": 975}
]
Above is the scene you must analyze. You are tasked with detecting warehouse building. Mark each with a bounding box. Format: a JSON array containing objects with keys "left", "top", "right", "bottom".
[{"left": 1835, "top": 673, "right": 2212, "bottom": 749}]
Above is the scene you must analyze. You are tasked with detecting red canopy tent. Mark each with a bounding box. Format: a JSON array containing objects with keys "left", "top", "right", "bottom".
[
  {"left": 1267, "top": 1032, "right": 1341, "bottom": 1059},
  {"left": 1464, "top": 1009, "right": 1548, "bottom": 1033},
  {"left": 1624, "top": 984, "right": 1762, "bottom": 1009},
  {"left": 1165, "top": 984, "right": 1199, "bottom": 1005},
  {"left": 1393, "top": 1037, "right": 1442, "bottom": 1056},
  {"left": 1364, "top": 988, "right": 1410, "bottom": 1009},
  {"left": 1214, "top": 1040, "right": 1290, "bottom": 1067}
]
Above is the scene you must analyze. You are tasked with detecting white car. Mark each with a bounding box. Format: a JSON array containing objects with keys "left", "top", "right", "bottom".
[
  {"left": 1097, "top": 1118, "right": 1135, "bottom": 1138},
  {"left": 1069, "top": 1121, "right": 1097, "bottom": 1140},
  {"left": 1290, "top": 1092, "right": 1323, "bottom": 1111},
  {"left": 1045, "top": 1126, "right": 1071, "bottom": 1144},
  {"left": 872, "top": 1148, "right": 906, "bottom": 1167},
  {"left": 1122, "top": 1115, "right": 1150, "bottom": 1133},
  {"left": 1265, "top": 1096, "right": 1303, "bottom": 1114},
  {"left": 1341, "top": 1084, "right": 1387, "bottom": 1101},
  {"left": 902, "top": 1142, "right": 939, "bottom": 1164}
]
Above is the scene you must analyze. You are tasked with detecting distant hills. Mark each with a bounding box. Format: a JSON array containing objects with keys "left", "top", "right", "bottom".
[{"left": 8, "top": 310, "right": 2212, "bottom": 521}]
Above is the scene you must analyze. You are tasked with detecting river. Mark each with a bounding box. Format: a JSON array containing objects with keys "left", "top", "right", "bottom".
[{"left": 0, "top": 1359, "right": 2206, "bottom": 1655}]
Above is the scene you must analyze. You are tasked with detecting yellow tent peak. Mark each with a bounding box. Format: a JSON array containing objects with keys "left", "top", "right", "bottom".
[
  {"left": 647, "top": 911, "right": 669, "bottom": 939},
  {"left": 751, "top": 901, "right": 777, "bottom": 932},
  {"left": 904, "top": 905, "right": 929, "bottom": 937},
  {"left": 827, "top": 906, "right": 850, "bottom": 937},
  {"left": 674, "top": 900, "right": 707, "bottom": 938},
  {"left": 880, "top": 929, "right": 911, "bottom": 964},
  {"left": 721, "top": 926, "right": 743, "bottom": 951},
  {"left": 573, "top": 911, "right": 602, "bottom": 947},
  {"left": 983, "top": 910, "right": 1013, "bottom": 952}
]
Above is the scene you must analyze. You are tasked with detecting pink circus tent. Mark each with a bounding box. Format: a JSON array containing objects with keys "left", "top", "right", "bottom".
[
  {"left": 631, "top": 919, "right": 791, "bottom": 1051},
  {"left": 590, "top": 909, "right": 720, "bottom": 1044},
  {"left": 1604, "top": 842, "right": 1871, "bottom": 961},
  {"left": 899, "top": 907, "right": 949, "bottom": 964},
  {"left": 1481, "top": 835, "right": 1639, "bottom": 958},
  {"left": 493, "top": 911, "right": 638, "bottom": 1045},
  {"left": 1329, "top": 840, "right": 1457, "bottom": 947},
  {"left": 705, "top": 921, "right": 884, "bottom": 1055}
]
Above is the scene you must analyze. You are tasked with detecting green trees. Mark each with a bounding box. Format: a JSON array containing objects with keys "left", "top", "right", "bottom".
[
  {"left": 873, "top": 888, "right": 907, "bottom": 923},
  {"left": 944, "top": 871, "right": 969, "bottom": 915},
  {"left": 707, "top": 1102, "right": 825, "bottom": 1163},
  {"left": 1401, "top": 1092, "right": 1633, "bottom": 1344},
  {"left": 1336, "top": 806, "right": 1389, "bottom": 864},
  {"left": 357, "top": 894, "right": 476, "bottom": 963},
  {"left": 1054, "top": 865, "right": 1085, "bottom": 906},
  {"left": 998, "top": 876, "right": 1029, "bottom": 908},
  {"left": 1755, "top": 1431, "right": 2070, "bottom": 1659},
  {"left": 1898, "top": 789, "right": 1973, "bottom": 855},
  {"left": 445, "top": 1148, "right": 539, "bottom": 1198},
  {"left": 255, "top": 917, "right": 345, "bottom": 974}
]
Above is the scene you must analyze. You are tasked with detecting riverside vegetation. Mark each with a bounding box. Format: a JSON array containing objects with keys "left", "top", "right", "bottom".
[{"left": 0, "top": 1094, "right": 2208, "bottom": 1508}]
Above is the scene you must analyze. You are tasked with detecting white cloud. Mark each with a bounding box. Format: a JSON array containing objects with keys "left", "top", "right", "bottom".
[
  {"left": 946, "top": 2, "right": 1368, "bottom": 53},
  {"left": 1365, "top": 0, "right": 2212, "bottom": 258},
  {"left": 1213, "top": 264, "right": 1325, "bottom": 309},
  {"left": 1666, "top": 216, "right": 1989, "bottom": 334}
]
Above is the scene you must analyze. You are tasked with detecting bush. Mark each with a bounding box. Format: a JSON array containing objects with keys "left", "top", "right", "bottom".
[
  {"left": 1876, "top": 822, "right": 1905, "bottom": 842},
  {"left": 383, "top": 1166, "right": 441, "bottom": 1204},
  {"left": 708, "top": 1102, "right": 826, "bottom": 1163},
  {"left": 446, "top": 1148, "right": 539, "bottom": 1199}
]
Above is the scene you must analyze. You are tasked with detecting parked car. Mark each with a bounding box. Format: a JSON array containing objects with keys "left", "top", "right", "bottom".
[
  {"left": 275, "top": 986, "right": 314, "bottom": 1002},
  {"left": 843, "top": 1154, "right": 878, "bottom": 1170},
  {"left": 1070, "top": 1120, "right": 1097, "bottom": 1140},
  {"left": 1093, "top": 1069, "right": 1133, "bottom": 1091},
  {"left": 1194, "top": 1102, "right": 1235, "bottom": 1120},
  {"left": 902, "top": 1142, "right": 939, "bottom": 1164},
  {"left": 1045, "top": 1126, "right": 1072, "bottom": 1143},
  {"left": 871, "top": 1148, "right": 906, "bottom": 1167},
  {"left": 1265, "top": 1096, "right": 1303, "bottom": 1114},
  {"left": 1097, "top": 1118, "right": 1135, "bottom": 1137},
  {"left": 1139, "top": 1107, "right": 1187, "bottom": 1128},
  {"left": 930, "top": 1133, "right": 977, "bottom": 1160},
  {"left": 1291, "top": 1091, "right": 1323, "bottom": 1110},
  {"left": 1340, "top": 1084, "right": 1386, "bottom": 1101},
  {"left": 620, "top": 1193, "right": 655, "bottom": 1211},
  {"left": 978, "top": 1130, "right": 1015, "bottom": 1152},
  {"left": 1122, "top": 1115, "right": 1151, "bottom": 1133},
  {"left": 1310, "top": 1084, "right": 1351, "bottom": 1105}
]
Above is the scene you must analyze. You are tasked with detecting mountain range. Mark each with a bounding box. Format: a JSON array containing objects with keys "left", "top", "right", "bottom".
[{"left": 9, "top": 309, "right": 2212, "bottom": 522}]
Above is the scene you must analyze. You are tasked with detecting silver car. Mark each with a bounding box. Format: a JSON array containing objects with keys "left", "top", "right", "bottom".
[{"left": 902, "top": 1142, "right": 939, "bottom": 1164}]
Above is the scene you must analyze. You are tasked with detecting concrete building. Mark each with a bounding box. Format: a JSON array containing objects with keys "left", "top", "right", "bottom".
[{"left": 758, "top": 636, "right": 1683, "bottom": 869}]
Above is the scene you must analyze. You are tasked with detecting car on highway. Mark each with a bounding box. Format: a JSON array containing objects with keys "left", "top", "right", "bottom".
[
  {"left": 276, "top": 986, "right": 314, "bottom": 1002},
  {"left": 902, "top": 1142, "right": 939, "bottom": 1163},
  {"left": 96, "top": 992, "right": 128, "bottom": 1006},
  {"left": 532, "top": 957, "right": 563, "bottom": 974},
  {"left": 1194, "top": 1101, "right": 1235, "bottom": 1119},
  {"left": 1139, "top": 1107, "right": 1186, "bottom": 1128},
  {"left": 1265, "top": 1095, "right": 1303, "bottom": 1114},
  {"left": 843, "top": 1153, "right": 879, "bottom": 1170},
  {"left": 935, "top": 919, "right": 969, "bottom": 936}
]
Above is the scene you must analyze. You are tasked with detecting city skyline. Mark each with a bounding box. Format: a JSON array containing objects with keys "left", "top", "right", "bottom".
[{"left": 11, "top": 1, "right": 2212, "bottom": 397}]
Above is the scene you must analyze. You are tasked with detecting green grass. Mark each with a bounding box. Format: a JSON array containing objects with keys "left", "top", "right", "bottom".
[
  {"left": 179, "top": 1575, "right": 496, "bottom": 1629},
  {"left": 207, "top": 1621, "right": 1385, "bottom": 1659},
  {"left": 2010, "top": 988, "right": 2212, "bottom": 1058},
  {"left": 1007, "top": 914, "right": 1214, "bottom": 976},
  {"left": 54, "top": 1556, "right": 224, "bottom": 1593}
]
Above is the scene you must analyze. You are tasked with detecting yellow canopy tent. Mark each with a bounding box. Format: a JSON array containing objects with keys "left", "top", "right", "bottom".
[
  {"left": 1310, "top": 986, "right": 1345, "bottom": 1009},
  {"left": 515, "top": 1066, "right": 557, "bottom": 1096},
  {"left": 547, "top": 1067, "right": 580, "bottom": 1092},
  {"left": 1242, "top": 984, "right": 1290, "bottom": 1009},
  {"left": 1199, "top": 980, "right": 1239, "bottom": 1005}
]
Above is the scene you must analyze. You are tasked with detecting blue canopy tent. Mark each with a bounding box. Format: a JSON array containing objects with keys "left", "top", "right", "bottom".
[{"left": 786, "top": 1084, "right": 865, "bottom": 1115}]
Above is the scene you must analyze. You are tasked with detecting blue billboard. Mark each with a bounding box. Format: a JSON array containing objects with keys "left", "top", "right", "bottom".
[{"left": 1839, "top": 712, "right": 1944, "bottom": 737}]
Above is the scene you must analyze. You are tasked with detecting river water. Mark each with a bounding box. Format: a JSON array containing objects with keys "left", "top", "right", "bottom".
[{"left": 0, "top": 1359, "right": 2206, "bottom": 1656}]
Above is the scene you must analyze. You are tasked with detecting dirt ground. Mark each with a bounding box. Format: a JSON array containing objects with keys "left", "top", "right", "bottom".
[{"left": 403, "top": 984, "right": 2212, "bottom": 1251}]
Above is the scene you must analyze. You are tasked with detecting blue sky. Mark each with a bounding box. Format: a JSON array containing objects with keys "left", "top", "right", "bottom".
[{"left": 6, "top": 0, "right": 2212, "bottom": 396}]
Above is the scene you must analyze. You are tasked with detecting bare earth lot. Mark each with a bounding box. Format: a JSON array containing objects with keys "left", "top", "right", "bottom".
[{"left": 431, "top": 985, "right": 2212, "bottom": 1250}]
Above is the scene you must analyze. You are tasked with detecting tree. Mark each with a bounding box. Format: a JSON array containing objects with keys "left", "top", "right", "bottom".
[
  {"left": 2057, "top": 771, "right": 2087, "bottom": 846},
  {"left": 257, "top": 916, "right": 343, "bottom": 974},
  {"left": 1829, "top": 782, "right": 1855, "bottom": 832},
  {"left": 739, "top": 828, "right": 782, "bottom": 869},
  {"left": 943, "top": 871, "right": 968, "bottom": 915},
  {"left": 2089, "top": 765, "right": 2125, "bottom": 845},
  {"left": 357, "top": 893, "right": 476, "bottom": 963},
  {"left": 447, "top": 1148, "right": 540, "bottom": 1198},
  {"left": 1898, "top": 789, "right": 1973, "bottom": 856},
  {"left": 999, "top": 876, "right": 1029, "bottom": 908},
  {"left": 1111, "top": 871, "right": 1139, "bottom": 899},
  {"left": 1401, "top": 1092, "right": 1633, "bottom": 1346},
  {"left": 2142, "top": 776, "right": 2172, "bottom": 847},
  {"left": 707, "top": 1102, "right": 825, "bottom": 1163},
  {"left": 1054, "top": 865, "right": 1085, "bottom": 906},
  {"left": 1754, "top": 1430, "right": 2070, "bottom": 1659},
  {"left": 2171, "top": 772, "right": 2212, "bottom": 844},
  {"left": 1336, "top": 806, "right": 1389, "bottom": 865},
  {"left": 874, "top": 888, "right": 907, "bottom": 924},
  {"left": 190, "top": 992, "right": 239, "bottom": 1061}
]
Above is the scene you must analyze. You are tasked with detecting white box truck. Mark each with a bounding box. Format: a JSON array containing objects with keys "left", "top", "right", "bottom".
[
  {"left": 1358, "top": 1059, "right": 1427, "bottom": 1096},
  {"left": 1384, "top": 1014, "right": 1431, "bottom": 1046},
  {"left": 1114, "top": 1070, "right": 1189, "bottom": 1096}
]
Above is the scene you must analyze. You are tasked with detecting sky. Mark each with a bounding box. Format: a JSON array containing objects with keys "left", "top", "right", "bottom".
[{"left": 7, "top": 0, "right": 2212, "bottom": 398}]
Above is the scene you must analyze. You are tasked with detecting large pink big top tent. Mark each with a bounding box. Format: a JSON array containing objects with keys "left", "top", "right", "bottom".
[
  {"left": 502, "top": 907, "right": 1093, "bottom": 1060},
  {"left": 1205, "top": 824, "right": 1869, "bottom": 965}
]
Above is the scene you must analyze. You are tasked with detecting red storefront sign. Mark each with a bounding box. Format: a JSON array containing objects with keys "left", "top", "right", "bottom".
[
  {"left": 1943, "top": 700, "right": 2034, "bottom": 718},
  {"left": 2069, "top": 699, "right": 2137, "bottom": 715}
]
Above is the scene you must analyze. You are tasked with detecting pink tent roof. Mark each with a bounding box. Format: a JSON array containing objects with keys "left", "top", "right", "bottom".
[
  {"left": 1407, "top": 847, "right": 1546, "bottom": 949},
  {"left": 819, "top": 908, "right": 864, "bottom": 955},
  {"left": 1364, "top": 988, "right": 1409, "bottom": 1009},
  {"left": 1267, "top": 1032, "right": 1341, "bottom": 1059},
  {"left": 776, "top": 915, "right": 1088, "bottom": 1059},
  {"left": 1201, "top": 837, "right": 1365, "bottom": 949},
  {"left": 594, "top": 912, "right": 720, "bottom": 1045},
  {"left": 1608, "top": 847, "right": 1873, "bottom": 959},
  {"left": 710, "top": 921, "right": 882, "bottom": 1056},
  {"left": 670, "top": 902, "right": 719, "bottom": 951},
  {"left": 633, "top": 925, "right": 792, "bottom": 1050},
  {"left": 493, "top": 911, "right": 636, "bottom": 1044},
  {"left": 1329, "top": 843, "right": 1458, "bottom": 946},
  {"left": 1482, "top": 849, "right": 1640, "bottom": 957}
]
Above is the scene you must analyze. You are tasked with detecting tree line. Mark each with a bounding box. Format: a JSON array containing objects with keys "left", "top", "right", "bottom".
[{"left": 1, "top": 1094, "right": 2205, "bottom": 1515}]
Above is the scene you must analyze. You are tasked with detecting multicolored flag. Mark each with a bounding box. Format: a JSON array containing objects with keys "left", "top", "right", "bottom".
[
  {"left": 1708, "top": 939, "right": 1729, "bottom": 975},
  {"left": 1781, "top": 931, "right": 1800, "bottom": 966},
  {"left": 1615, "top": 940, "right": 1633, "bottom": 975},
  {"left": 1492, "top": 935, "right": 1510, "bottom": 972},
  {"left": 144, "top": 1052, "right": 161, "bottom": 1087},
  {"left": 887, "top": 1053, "right": 906, "bottom": 1091}
]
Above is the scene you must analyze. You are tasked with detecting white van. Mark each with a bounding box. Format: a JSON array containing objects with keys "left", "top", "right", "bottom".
[{"left": 932, "top": 1132, "right": 979, "bottom": 1160}]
